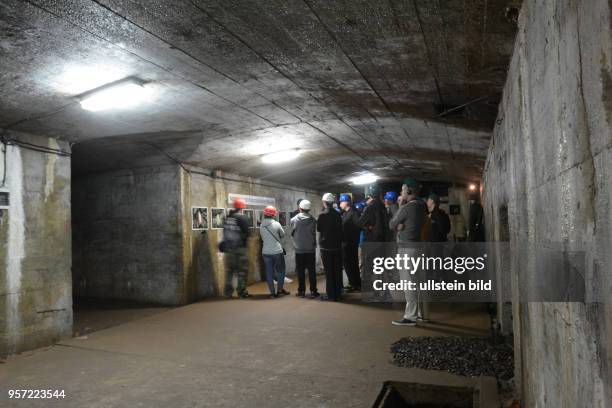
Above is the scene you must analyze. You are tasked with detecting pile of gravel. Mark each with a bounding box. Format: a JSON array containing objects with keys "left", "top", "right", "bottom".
[{"left": 391, "top": 336, "right": 514, "bottom": 380}]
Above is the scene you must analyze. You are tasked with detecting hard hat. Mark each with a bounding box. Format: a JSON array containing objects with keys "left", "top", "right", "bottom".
[
  {"left": 233, "top": 197, "right": 247, "bottom": 209},
  {"left": 402, "top": 177, "right": 419, "bottom": 188},
  {"left": 297, "top": 198, "right": 304, "bottom": 206},
  {"left": 428, "top": 192, "right": 440, "bottom": 203},
  {"left": 367, "top": 184, "right": 380, "bottom": 197},
  {"left": 263, "top": 206, "right": 277, "bottom": 217},
  {"left": 354, "top": 201, "right": 366, "bottom": 211},
  {"left": 339, "top": 193, "right": 351, "bottom": 203},
  {"left": 299, "top": 199, "right": 311, "bottom": 210},
  {"left": 384, "top": 191, "right": 398, "bottom": 201},
  {"left": 322, "top": 193, "right": 335, "bottom": 203}
]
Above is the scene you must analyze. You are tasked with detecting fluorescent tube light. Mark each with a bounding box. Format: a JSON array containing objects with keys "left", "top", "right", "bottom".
[
  {"left": 79, "top": 77, "right": 151, "bottom": 112},
  {"left": 350, "top": 173, "right": 378, "bottom": 185},
  {"left": 261, "top": 149, "right": 301, "bottom": 164}
]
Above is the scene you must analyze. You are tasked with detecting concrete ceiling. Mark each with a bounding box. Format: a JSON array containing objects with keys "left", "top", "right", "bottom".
[{"left": 0, "top": 0, "right": 517, "bottom": 189}]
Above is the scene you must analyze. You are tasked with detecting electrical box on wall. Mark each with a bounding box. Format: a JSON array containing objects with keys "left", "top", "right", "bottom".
[{"left": 0, "top": 187, "right": 9, "bottom": 210}]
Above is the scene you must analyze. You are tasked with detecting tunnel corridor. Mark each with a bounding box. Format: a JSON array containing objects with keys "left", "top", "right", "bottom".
[{"left": 1, "top": 1, "right": 611, "bottom": 407}]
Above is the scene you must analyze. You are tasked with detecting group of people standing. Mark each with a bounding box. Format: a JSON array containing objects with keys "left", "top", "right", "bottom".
[{"left": 221, "top": 177, "right": 482, "bottom": 326}]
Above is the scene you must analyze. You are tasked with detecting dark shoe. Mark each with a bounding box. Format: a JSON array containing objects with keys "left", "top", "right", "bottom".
[
  {"left": 270, "top": 293, "right": 279, "bottom": 299},
  {"left": 239, "top": 291, "right": 251, "bottom": 299},
  {"left": 309, "top": 291, "right": 320, "bottom": 299},
  {"left": 296, "top": 292, "right": 306, "bottom": 298},
  {"left": 416, "top": 316, "right": 430, "bottom": 323},
  {"left": 278, "top": 289, "right": 290, "bottom": 296},
  {"left": 392, "top": 318, "right": 417, "bottom": 326}
]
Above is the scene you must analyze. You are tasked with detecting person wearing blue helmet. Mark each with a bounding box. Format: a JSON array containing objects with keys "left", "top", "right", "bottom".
[
  {"left": 354, "top": 201, "right": 366, "bottom": 213},
  {"left": 357, "top": 184, "right": 390, "bottom": 243},
  {"left": 384, "top": 191, "right": 398, "bottom": 214},
  {"left": 339, "top": 193, "right": 361, "bottom": 292},
  {"left": 357, "top": 184, "right": 390, "bottom": 301}
]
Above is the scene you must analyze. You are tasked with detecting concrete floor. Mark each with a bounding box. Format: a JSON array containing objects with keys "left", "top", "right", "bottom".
[{"left": 1, "top": 279, "right": 494, "bottom": 408}]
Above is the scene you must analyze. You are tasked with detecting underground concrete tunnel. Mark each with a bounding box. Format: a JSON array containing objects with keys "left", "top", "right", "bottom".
[{"left": 0, "top": 0, "right": 611, "bottom": 407}]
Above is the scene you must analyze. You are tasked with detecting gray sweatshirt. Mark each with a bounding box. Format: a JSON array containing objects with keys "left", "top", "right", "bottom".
[
  {"left": 290, "top": 212, "right": 317, "bottom": 253},
  {"left": 260, "top": 218, "right": 285, "bottom": 255},
  {"left": 389, "top": 199, "right": 426, "bottom": 242}
]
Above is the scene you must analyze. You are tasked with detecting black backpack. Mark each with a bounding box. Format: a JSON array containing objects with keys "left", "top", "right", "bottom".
[{"left": 221, "top": 215, "right": 243, "bottom": 251}]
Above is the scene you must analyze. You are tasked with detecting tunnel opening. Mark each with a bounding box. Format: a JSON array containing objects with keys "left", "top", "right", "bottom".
[{"left": 70, "top": 151, "right": 175, "bottom": 336}]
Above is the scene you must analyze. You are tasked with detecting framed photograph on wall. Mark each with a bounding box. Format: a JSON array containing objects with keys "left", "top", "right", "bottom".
[
  {"left": 243, "top": 209, "right": 255, "bottom": 228},
  {"left": 192, "top": 207, "right": 208, "bottom": 230},
  {"left": 211, "top": 208, "right": 226, "bottom": 229}
]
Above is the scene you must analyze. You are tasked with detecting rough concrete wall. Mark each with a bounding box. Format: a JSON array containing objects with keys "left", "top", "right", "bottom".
[
  {"left": 72, "top": 165, "right": 183, "bottom": 305},
  {"left": 0, "top": 131, "right": 72, "bottom": 357},
  {"left": 483, "top": 1, "right": 612, "bottom": 406},
  {"left": 180, "top": 167, "right": 322, "bottom": 301}
]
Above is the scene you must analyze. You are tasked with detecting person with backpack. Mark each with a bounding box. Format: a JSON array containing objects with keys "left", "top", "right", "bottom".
[
  {"left": 260, "top": 206, "right": 289, "bottom": 298},
  {"left": 426, "top": 193, "right": 451, "bottom": 242},
  {"left": 290, "top": 199, "right": 319, "bottom": 298},
  {"left": 222, "top": 197, "right": 251, "bottom": 299}
]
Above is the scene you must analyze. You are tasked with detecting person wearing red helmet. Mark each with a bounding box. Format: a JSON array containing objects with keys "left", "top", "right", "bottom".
[
  {"left": 260, "top": 205, "right": 289, "bottom": 298},
  {"left": 221, "top": 197, "right": 251, "bottom": 299}
]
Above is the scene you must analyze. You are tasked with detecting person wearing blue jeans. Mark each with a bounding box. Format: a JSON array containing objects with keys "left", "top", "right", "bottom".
[
  {"left": 263, "top": 253, "right": 286, "bottom": 298},
  {"left": 260, "top": 206, "right": 289, "bottom": 298}
]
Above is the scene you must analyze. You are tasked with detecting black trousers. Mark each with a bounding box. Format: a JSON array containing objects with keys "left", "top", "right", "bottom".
[
  {"left": 342, "top": 243, "right": 361, "bottom": 289},
  {"left": 321, "top": 249, "right": 343, "bottom": 300},
  {"left": 295, "top": 252, "right": 317, "bottom": 294}
]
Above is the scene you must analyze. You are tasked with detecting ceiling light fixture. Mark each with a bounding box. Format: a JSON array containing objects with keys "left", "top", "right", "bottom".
[
  {"left": 261, "top": 149, "right": 301, "bottom": 164},
  {"left": 469, "top": 183, "right": 477, "bottom": 191},
  {"left": 350, "top": 173, "right": 378, "bottom": 185},
  {"left": 78, "top": 77, "right": 151, "bottom": 112}
]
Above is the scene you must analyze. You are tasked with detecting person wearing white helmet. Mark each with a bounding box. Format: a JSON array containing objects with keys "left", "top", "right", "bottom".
[
  {"left": 290, "top": 199, "right": 319, "bottom": 298},
  {"left": 317, "top": 193, "right": 343, "bottom": 301}
]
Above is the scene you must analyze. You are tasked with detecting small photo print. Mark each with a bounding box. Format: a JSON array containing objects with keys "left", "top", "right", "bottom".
[
  {"left": 211, "top": 208, "right": 226, "bottom": 229},
  {"left": 192, "top": 207, "right": 208, "bottom": 230},
  {"left": 278, "top": 211, "right": 286, "bottom": 226},
  {"left": 243, "top": 209, "right": 255, "bottom": 228}
]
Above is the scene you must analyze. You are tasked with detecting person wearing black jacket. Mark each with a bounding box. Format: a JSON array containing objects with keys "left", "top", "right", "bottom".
[
  {"left": 317, "top": 193, "right": 343, "bottom": 301},
  {"left": 357, "top": 184, "right": 390, "bottom": 299},
  {"left": 222, "top": 198, "right": 251, "bottom": 299},
  {"left": 426, "top": 193, "right": 451, "bottom": 242},
  {"left": 339, "top": 194, "right": 361, "bottom": 292},
  {"left": 468, "top": 195, "right": 485, "bottom": 242},
  {"left": 357, "top": 184, "right": 390, "bottom": 243}
]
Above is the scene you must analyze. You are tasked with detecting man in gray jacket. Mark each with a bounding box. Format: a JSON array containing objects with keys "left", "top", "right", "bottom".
[
  {"left": 290, "top": 199, "right": 319, "bottom": 298},
  {"left": 389, "top": 177, "right": 427, "bottom": 326}
]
